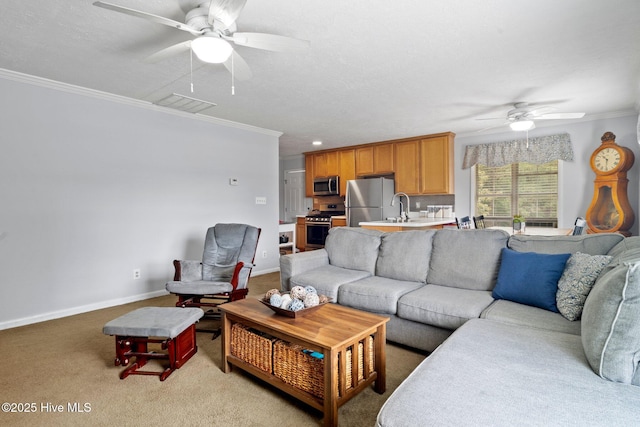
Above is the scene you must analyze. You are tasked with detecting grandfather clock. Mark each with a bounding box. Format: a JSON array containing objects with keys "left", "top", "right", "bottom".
[{"left": 586, "top": 132, "right": 635, "bottom": 236}]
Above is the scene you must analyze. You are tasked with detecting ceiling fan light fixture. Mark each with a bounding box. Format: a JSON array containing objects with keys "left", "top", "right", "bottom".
[
  {"left": 191, "top": 37, "right": 233, "bottom": 63},
  {"left": 510, "top": 120, "right": 535, "bottom": 131}
]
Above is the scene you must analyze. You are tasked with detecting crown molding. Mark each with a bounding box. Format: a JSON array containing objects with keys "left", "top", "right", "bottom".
[{"left": 0, "top": 68, "right": 282, "bottom": 138}]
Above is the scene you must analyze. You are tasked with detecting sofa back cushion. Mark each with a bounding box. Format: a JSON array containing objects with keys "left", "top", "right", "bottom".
[
  {"left": 508, "top": 233, "right": 624, "bottom": 255},
  {"left": 582, "top": 261, "right": 640, "bottom": 386},
  {"left": 376, "top": 230, "right": 436, "bottom": 283},
  {"left": 428, "top": 229, "right": 509, "bottom": 291},
  {"left": 324, "top": 227, "right": 383, "bottom": 274}
]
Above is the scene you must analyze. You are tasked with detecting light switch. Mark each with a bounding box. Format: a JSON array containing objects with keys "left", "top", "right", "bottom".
[{"left": 255, "top": 196, "right": 267, "bottom": 205}]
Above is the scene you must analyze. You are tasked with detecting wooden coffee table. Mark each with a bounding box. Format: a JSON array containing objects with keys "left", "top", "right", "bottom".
[{"left": 220, "top": 298, "right": 388, "bottom": 427}]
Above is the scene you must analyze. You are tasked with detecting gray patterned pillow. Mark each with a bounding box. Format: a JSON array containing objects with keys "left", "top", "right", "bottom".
[{"left": 556, "top": 252, "right": 612, "bottom": 321}]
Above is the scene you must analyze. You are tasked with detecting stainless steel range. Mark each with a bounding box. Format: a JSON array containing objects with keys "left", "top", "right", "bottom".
[{"left": 305, "top": 203, "right": 345, "bottom": 249}]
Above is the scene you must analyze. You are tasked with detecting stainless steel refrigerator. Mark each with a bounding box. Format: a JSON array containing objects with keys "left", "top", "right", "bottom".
[{"left": 346, "top": 178, "right": 398, "bottom": 227}]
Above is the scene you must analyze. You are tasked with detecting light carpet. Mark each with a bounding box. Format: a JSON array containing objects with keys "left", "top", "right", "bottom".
[{"left": 0, "top": 272, "right": 426, "bottom": 426}]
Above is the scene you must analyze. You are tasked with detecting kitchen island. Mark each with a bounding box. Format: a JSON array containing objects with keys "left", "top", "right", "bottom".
[{"left": 359, "top": 217, "right": 457, "bottom": 232}]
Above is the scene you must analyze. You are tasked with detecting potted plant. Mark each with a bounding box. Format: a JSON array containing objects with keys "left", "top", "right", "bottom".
[{"left": 513, "top": 215, "right": 526, "bottom": 234}]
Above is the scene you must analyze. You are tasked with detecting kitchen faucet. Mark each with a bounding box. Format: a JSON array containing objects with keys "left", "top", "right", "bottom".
[{"left": 390, "top": 192, "right": 410, "bottom": 222}]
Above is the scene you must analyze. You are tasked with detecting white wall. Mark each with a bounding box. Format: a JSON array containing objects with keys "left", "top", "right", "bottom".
[
  {"left": 0, "top": 72, "right": 281, "bottom": 329},
  {"left": 455, "top": 114, "right": 640, "bottom": 235}
]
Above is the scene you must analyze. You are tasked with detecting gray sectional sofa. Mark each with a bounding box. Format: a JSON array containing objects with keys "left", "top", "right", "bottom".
[{"left": 279, "top": 227, "right": 640, "bottom": 425}]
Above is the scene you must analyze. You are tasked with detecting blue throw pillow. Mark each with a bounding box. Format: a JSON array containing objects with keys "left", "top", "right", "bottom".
[{"left": 492, "top": 248, "right": 571, "bottom": 312}]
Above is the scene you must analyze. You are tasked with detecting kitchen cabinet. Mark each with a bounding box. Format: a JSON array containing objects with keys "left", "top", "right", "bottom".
[
  {"left": 304, "top": 131, "right": 454, "bottom": 197},
  {"left": 338, "top": 149, "right": 356, "bottom": 196},
  {"left": 420, "top": 133, "right": 454, "bottom": 194},
  {"left": 312, "top": 151, "right": 339, "bottom": 179},
  {"left": 394, "top": 133, "right": 455, "bottom": 195},
  {"left": 305, "top": 155, "right": 314, "bottom": 197},
  {"left": 394, "top": 140, "right": 421, "bottom": 194},
  {"left": 356, "top": 143, "right": 394, "bottom": 176},
  {"left": 296, "top": 216, "right": 306, "bottom": 252},
  {"left": 331, "top": 217, "right": 347, "bottom": 227}
]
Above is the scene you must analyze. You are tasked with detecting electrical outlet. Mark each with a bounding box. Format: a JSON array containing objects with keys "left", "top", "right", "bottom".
[
  {"left": 133, "top": 269, "right": 141, "bottom": 280},
  {"left": 415, "top": 202, "right": 421, "bottom": 209},
  {"left": 262, "top": 250, "right": 268, "bottom": 258}
]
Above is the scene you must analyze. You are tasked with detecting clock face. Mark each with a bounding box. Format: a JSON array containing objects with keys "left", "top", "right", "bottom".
[{"left": 594, "top": 147, "right": 621, "bottom": 172}]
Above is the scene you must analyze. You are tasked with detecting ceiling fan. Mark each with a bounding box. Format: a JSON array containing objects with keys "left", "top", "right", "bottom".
[
  {"left": 93, "top": 0, "right": 310, "bottom": 81},
  {"left": 477, "top": 102, "right": 586, "bottom": 132}
]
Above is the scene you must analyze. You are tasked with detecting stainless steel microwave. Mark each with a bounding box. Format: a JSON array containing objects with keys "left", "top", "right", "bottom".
[{"left": 313, "top": 176, "right": 340, "bottom": 196}]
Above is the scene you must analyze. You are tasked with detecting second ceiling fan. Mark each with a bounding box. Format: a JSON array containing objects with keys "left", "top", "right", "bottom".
[
  {"left": 478, "top": 102, "right": 586, "bottom": 132},
  {"left": 93, "top": 0, "right": 310, "bottom": 81}
]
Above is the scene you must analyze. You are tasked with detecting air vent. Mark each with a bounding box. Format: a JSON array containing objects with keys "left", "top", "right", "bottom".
[{"left": 154, "top": 93, "right": 217, "bottom": 114}]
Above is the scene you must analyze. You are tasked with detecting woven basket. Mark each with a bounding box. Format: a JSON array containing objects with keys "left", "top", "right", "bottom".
[
  {"left": 273, "top": 336, "right": 374, "bottom": 399},
  {"left": 230, "top": 323, "right": 276, "bottom": 373}
]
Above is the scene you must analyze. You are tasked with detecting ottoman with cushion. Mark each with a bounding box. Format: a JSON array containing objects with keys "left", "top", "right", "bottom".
[{"left": 103, "top": 307, "right": 204, "bottom": 381}]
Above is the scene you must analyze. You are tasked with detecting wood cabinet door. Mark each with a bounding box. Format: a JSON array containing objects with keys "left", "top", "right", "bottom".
[
  {"left": 394, "top": 140, "right": 420, "bottom": 194},
  {"left": 355, "top": 146, "right": 374, "bottom": 176},
  {"left": 325, "top": 151, "right": 339, "bottom": 176},
  {"left": 313, "top": 153, "right": 327, "bottom": 178},
  {"left": 338, "top": 149, "right": 356, "bottom": 195},
  {"left": 296, "top": 217, "right": 306, "bottom": 251},
  {"left": 420, "top": 135, "right": 454, "bottom": 194},
  {"left": 305, "top": 155, "right": 314, "bottom": 196},
  {"left": 373, "top": 143, "right": 394, "bottom": 174}
]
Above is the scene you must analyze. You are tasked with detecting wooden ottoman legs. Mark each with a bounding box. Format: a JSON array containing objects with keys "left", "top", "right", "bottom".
[{"left": 113, "top": 324, "right": 198, "bottom": 381}]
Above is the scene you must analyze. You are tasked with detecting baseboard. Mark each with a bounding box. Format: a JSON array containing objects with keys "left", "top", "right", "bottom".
[
  {"left": 0, "top": 289, "right": 169, "bottom": 331},
  {"left": 0, "top": 269, "right": 281, "bottom": 330}
]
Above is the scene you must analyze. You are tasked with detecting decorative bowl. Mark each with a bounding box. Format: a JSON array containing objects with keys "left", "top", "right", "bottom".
[{"left": 259, "top": 294, "right": 331, "bottom": 318}]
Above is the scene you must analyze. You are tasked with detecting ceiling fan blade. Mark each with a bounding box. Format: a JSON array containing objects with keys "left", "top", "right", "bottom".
[
  {"left": 534, "top": 113, "right": 586, "bottom": 120},
  {"left": 223, "top": 51, "right": 252, "bottom": 81},
  {"left": 476, "top": 122, "right": 510, "bottom": 133},
  {"left": 230, "top": 32, "right": 310, "bottom": 52},
  {"left": 208, "top": 0, "right": 247, "bottom": 27},
  {"left": 145, "top": 41, "right": 192, "bottom": 63},
  {"left": 525, "top": 106, "right": 555, "bottom": 117},
  {"left": 92, "top": 1, "right": 204, "bottom": 35}
]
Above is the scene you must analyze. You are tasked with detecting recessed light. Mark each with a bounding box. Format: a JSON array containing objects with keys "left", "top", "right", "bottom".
[{"left": 312, "top": 140, "right": 322, "bottom": 146}]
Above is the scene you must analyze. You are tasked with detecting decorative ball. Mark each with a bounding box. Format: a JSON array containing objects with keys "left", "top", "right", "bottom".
[
  {"left": 264, "top": 288, "right": 280, "bottom": 301},
  {"left": 288, "top": 298, "right": 305, "bottom": 311},
  {"left": 280, "top": 294, "right": 292, "bottom": 309},
  {"left": 303, "top": 293, "right": 320, "bottom": 308},
  {"left": 269, "top": 294, "right": 283, "bottom": 307},
  {"left": 304, "top": 286, "right": 318, "bottom": 295},
  {"left": 290, "top": 285, "right": 307, "bottom": 300},
  {"left": 318, "top": 294, "right": 329, "bottom": 304}
]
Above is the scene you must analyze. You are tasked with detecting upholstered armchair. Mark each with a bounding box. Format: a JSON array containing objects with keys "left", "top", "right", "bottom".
[{"left": 166, "top": 223, "right": 261, "bottom": 336}]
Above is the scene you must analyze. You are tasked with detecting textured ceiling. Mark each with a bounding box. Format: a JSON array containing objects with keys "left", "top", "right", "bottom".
[{"left": 1, "top": 0, "right": 639, "bottom": 156}]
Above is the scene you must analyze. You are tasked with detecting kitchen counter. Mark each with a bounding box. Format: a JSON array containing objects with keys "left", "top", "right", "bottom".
[{"left": 360, "top": 217, "right": 457, "bottom": 232}]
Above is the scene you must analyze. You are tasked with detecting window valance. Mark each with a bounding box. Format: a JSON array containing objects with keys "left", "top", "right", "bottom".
[{"left": 462, "top": 133, "right": 573, "bottom": 169}]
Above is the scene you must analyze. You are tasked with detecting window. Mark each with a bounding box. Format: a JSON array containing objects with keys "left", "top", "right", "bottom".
[{"left": 476, "top": 160, "right": 558, "bottom": 227}]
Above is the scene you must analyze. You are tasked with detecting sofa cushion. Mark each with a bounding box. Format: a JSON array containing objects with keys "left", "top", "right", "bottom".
[
  {"left": 428, "top": 229, "right": 509, "bottom": 291},
  {"left": 376, "top": 230, "right": 435, "bottom": 283},
  {"left": 492, "top": 248, "right": 570, "bottom": 312},
  {"left": 290, "top": 265, "right": 371, "bottom": 301},
  {"left": 338, "top": 276, "right": 424, "bottom": 314},
  {"left": 324, "top": 227, "right": 382, "bottom": 273},
  {"left": 397, "top": 285, "right": 494, "bottom": 329},
  {"left": 601, "top": 237, "right": 640, "bottom": 277},
  {"left": 606, "top": 236, "right": 640, "bottom": 258},
  {"left": 376, "top": 319, "right": 640, "bottom": 427},
  {"left": 556, "top": 252, "right": 613, "bottom": 321},
  {"left": 480, "top": 300, "right": 581, "bottom": 335},
  {"left": 508, "top": 233, "right": 624, "bottom": 255},
  {"left": 582, "top": 261, "right": 640, "bottom": 385}
]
